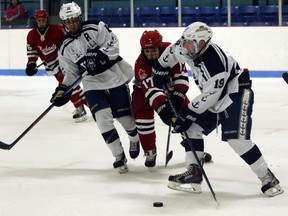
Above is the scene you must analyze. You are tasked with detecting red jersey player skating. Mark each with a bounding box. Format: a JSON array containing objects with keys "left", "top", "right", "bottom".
[
  {"left": 132, "top": 30, "right": 212, "bottom": 167},
  {"left": 25, "top": 9, "right": 87, "bottom": 122}
]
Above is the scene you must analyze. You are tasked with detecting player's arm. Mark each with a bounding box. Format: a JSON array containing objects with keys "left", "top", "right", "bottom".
[
  {"left": 190, "top": 72, "right": 228, "bottom": 114},
  {"left": 152, "top": 43, "right": 181, "bottom": 89},
  {"left": 173, "top": 72, "right": 229, "bottom": 132},
  {"left": 25, "top": 32, "right": 39, "bottom": 76},
  {"left": 50, "top": 50, "right": 79, "bottom": 106},
  {"left": 85, "top": 21, "right": 122, "bottom": 76},
  {"left": 97, "top": 21, "right": 120, "bottom": 60},
  {"left": 140, "top": 74, "right": 173, "bottom": 126},
  {"left": 170, "top": 63, "right": 189, "bottom": 111}
]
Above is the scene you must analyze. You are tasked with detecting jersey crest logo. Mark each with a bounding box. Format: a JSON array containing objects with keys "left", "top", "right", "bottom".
[
  {"left": 68, "top": 46, "right": 82, "bottom": 62},
  {"left": 138, "top": 69, "right": 147, "bottom": 80},
  {"left": 191, "top": 101, "right": 200, "bottom": 109},
  {"left": 38, "top": 44, "right": 57, "bottom": 55},
  {"left": 163, "top": 54, "right": 169, "bottom": 62}
]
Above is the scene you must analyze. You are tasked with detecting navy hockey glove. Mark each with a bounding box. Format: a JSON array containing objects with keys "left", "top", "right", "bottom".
[
  {"left": 171, "top": 90, "right": 186, "bottom": 111},
  {"left": 172, "top": 105, "right": 198, "bottom": 133},
  {"left": 156, "top": 102, "right": 174, "bottom": 126},
  {"left": 152, "top": 61, "right": 170, "bottom": 89},
  {"left": 25, "top": 62, "right": 38, "bottom": 76},
  {"left": 85, "top": 49, "right": 110, "bottom": 76},
  {"left": 50, "top": 84, "right": 72, "bottom": 107}
]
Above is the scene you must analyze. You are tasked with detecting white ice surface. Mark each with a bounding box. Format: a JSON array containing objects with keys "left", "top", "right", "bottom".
[{"left": 0, "top": 77, "right": 287, "bottom": 216}]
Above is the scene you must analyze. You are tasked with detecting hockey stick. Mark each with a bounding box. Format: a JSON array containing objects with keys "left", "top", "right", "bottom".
[
  {"left": 165, "top": 123, "right": 173, "bottom": 167},
  {"left": 162, "top": 84, "right": 218, "bottom": 204},
  {"left": 282, "top": 72, "right": 288, "bottom": 84},
  {"left": 36, "top": 54, "right": 58, "bottom": 69},
  {"left": 0, "top": 71, "right": 88, "bottom": 150}
]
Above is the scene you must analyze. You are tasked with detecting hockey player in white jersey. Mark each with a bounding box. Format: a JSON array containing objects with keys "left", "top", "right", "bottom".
[
  {"left": 50, "top": 2, "right": 140, "bottom": 174},
  {"left": 152, "top": 21, "right": 283, "bottom": 197}
]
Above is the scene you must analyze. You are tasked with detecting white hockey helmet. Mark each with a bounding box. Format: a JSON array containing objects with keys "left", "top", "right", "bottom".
[
  {"left": 59, "top": 1, "right": 82, "bottom": 21},
  {"left": 182, "top": 22, "right": 213, "bottom": 49}
]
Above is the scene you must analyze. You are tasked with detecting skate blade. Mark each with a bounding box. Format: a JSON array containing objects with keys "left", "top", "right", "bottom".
[
  {"left": 74, "top": 115, "right": 87, "bottom": 123},
  {"left": 118, "top": 164, "right": 129, "bottom": 174},
  {"left": 167, "top": 181, "right": 202, "bottom": 193},
  {"left": 264, "top": 185, "right": 284, "bottom": 197},
  {"left": 129, "top": 152, "right": 140, "bottom": 160}
]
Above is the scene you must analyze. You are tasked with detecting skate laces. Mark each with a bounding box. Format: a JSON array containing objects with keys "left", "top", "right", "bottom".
[
  {"left": 73, "top": 106, "right": 84, "bottom": 115},
  {"left": 260, "top": 169, "right": 278, "bottom": 186},
  {"left": 130, "top": 141, "right": 139, "bottom": 151},
  {"left": 175, "top": 164, "right": 199, "bottom": 177},
  {"left": 113, "top": 152, "right": 128, "bottom": 171},
  {"left": 144, "top": 149, "right": 156, "bottom": 160},
  {"left": 175, "top": 170, "right": 193, "bottom": 177},
  {"left": 115, "top": 153, "right": 123, "bottom": 162}
]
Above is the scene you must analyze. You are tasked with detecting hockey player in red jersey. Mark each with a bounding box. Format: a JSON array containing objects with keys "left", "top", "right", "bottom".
[
  {"left": 132, "top": 30, "right": 211, "bottom": 167},
  {"left": 25, "top": 9, "right": 87, "bottom": 122}
]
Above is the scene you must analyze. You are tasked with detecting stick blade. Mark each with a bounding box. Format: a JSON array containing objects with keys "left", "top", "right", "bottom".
[
  {"left": 282, "top": 72, "right": 288, "bottom": 84},
  {"left": 165, "top": 150, "right": 173, "bottom": 167},
  {"left": 0, "top": 141, "right": 12, "bottom": 150}
]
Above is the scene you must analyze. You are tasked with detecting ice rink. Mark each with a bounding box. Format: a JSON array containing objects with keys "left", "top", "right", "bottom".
[{"left": 0, "top": 76, "right": 287, "bottom": 216}]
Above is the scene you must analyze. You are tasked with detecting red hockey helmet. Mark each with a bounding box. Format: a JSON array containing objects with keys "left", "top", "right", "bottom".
[
  {"left": 140, "top": 30, "right": 163, "bottom": 49},
  {"left": 34, "top": 9, "right": 49, "bottom": 19}
]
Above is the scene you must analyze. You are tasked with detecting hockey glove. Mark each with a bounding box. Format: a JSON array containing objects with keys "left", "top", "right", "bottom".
[
  {"left": 85, "top": 48, "right": 110, "bottom": 76},
  {"left": 152, "top": 61, "right": 170, "bottom": 89},
  {"left": 171, "top": 90, "right": 186, "bottom": 111},
  {"left": 50, "top": 84, "right": 72, "bottom": 107},
  {"left": 156, "top": 102, "right": 174, "bottom": 126},
  {"left": 172, "top": 105, "right": 198, "bottom": 133},
  {"left": 25, "top": 62, "right": 38, "bottom": 76}
]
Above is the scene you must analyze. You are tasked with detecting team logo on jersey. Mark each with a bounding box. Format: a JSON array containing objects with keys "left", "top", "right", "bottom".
[
  {"left": 201, "top": 91, "right": 216, "bottom": 102},
  {"left": 38, "top": 44, "right": 57, "bottom": 55},
  {"left": 138, "top": 69, "right": 147, "bottom": 80},
  {"left": 163, "top": 54, "right": 169, "bottom": 62},
  {"left": 86, "top": 58, "right": 96, "bottom": 71},
  {"left": 68, "top": 46, "right": 82, "bottom": 62},
  {"left": 191, "top": 101, "right": 200, "bottom": 109}
]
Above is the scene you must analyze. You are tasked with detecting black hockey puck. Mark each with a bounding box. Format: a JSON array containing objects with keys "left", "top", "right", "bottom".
[
  {"left": 204, "top": 152, "right": 212, "bottom": 162},
  {"left": 153, "top": 202, "right": 163, "bottom": 207}
]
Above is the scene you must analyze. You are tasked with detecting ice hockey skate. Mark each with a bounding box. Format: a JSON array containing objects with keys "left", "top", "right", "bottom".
[
  {"left": 129, "top": 141, "right": 140, "bottom": 159},
  {"left": 260, "top": 169, "right": 284, "bottom": 197},
  {"left": 144, "top": 148, "right": 157, "bottom": 167},
  {"left": 168, "top": 164, "right": 203, "bottom": 193},
  {"left": 113, "top": 152, "right": 129, "bottom": 174},
  {"left": 72, "top": 105, "right": 87, "bottom": 123}
]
